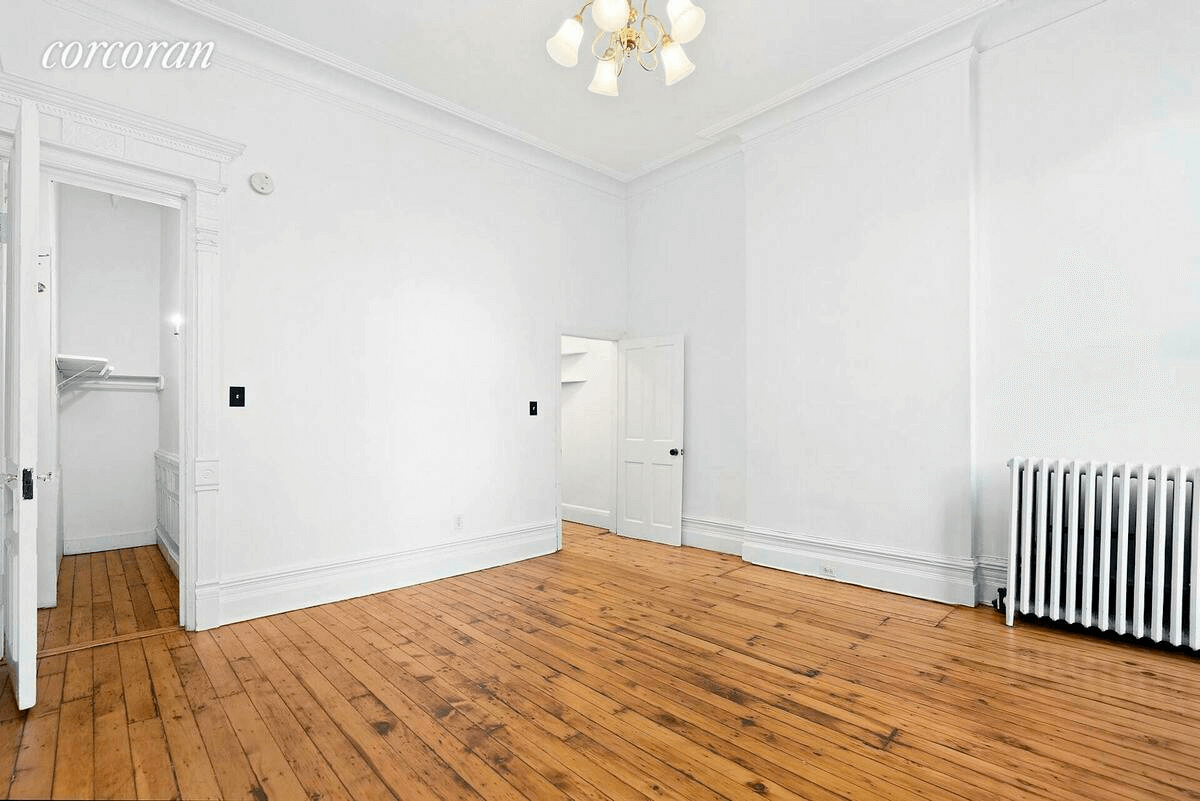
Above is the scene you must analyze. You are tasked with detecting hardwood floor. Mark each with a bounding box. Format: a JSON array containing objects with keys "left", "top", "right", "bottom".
[
  {"left": 37, "top": 545, "right": 179, "bottom": 657},
  {"left": 4, "top": 522, "right": 1198, "bottom": 800}
]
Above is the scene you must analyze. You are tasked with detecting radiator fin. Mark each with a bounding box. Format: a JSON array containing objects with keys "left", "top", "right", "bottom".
[{"left": 1006, "top": 459, "right": 1196, "bottom": 649}]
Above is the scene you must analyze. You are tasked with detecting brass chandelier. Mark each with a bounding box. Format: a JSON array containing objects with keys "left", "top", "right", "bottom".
[{"left": 545, "top": 0, "right": 706, "bottom": 96}]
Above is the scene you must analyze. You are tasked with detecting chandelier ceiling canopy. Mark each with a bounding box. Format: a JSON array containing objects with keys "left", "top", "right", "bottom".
[{"left": 546, "top": 0, "right": 706, "bottom": 96}]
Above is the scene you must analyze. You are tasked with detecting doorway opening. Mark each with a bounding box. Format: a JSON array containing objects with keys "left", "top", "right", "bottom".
[
  {"left": 559, "top": 335, "right": 618, "bottom": 539},
  {"left": 557, "top": 333, "right": 686, "bottom": 549},
  {"left": 37, "top": 181, "right": 183, "bottom": 654}
]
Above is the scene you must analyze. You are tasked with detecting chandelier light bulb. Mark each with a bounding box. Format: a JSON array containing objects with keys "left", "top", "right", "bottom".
[
  {"left": 546, "top": 16, "right": 584, "bottom": 67},
  {"left": 660, "top": 38, "right": 695, "bottom": 86},
  {"left": 591, "top": 0, "right": 631, "bottom": 33},
  {"left": 666, "top": 0, "right": 705, "bottom": 43},
  {"left": 588, "top": 58, "right": 620, "bottom": 96}
]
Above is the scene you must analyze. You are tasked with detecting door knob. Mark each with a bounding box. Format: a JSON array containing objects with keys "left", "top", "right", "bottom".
[{"left": 670, "top": 448, "right": 681, "bottom": 456}]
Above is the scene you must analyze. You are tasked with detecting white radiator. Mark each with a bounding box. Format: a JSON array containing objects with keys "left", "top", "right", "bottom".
[
  {"left": 1006, "top": 459, "right": 1198, "bottom": 648},
  {"left": 155, "top": 450, "right": 181, "bottom": 572}
]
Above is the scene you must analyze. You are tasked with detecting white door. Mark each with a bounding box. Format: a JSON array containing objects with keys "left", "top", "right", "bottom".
[
  {"left": 616, "top": 335, "right": 684, "bottom": 546},
  {"left": 2, "top": 100, "right": 41, "bottom": 710}
]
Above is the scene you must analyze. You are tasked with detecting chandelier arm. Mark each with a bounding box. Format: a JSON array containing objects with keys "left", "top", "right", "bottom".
[
  {"left": 639, "top": 13, "right": 665, "bottom": 52},
  {"left": 575, "top": 0, "right": 595, "bottom": 16},
  {"left": 637, "top": 49, "right": 659, "bottom": 71},
  {"left": 590, "top": 30, "right": 611, "bottom": 61}
]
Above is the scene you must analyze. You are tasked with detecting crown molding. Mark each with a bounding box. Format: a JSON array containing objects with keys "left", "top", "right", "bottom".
[
  {"left": 42, "top": 0, "right": 628, "bottom": 199},
  {"left": 38, "top": 0, "right": 1110, "bottom": 192},
  {"left": 625, "top": 136, "right": 744, "bottom": 197},
  {"left": 165, "top": 0, "right": 629, "bottom": 184},
  {"left": 974, "top": 0, "right": 1109, "bottom": 52},
  {"left": 634, "top": 0, "right": 1111, "bottom": 180},
  {"left": 697, "top": 0, "right": 1006, "bottom": 145}
]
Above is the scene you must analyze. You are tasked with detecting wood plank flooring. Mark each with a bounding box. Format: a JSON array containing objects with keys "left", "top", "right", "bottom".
[
  {"left": 4, "top": 522, "right": 1198, "bottom": 800},
  {"left": 37, "top": 546, "right": 179, "bottom": 656}
]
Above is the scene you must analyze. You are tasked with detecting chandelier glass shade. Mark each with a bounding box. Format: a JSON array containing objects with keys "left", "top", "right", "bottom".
[{"left": 546, "top": 0, "right": 705, "bottom": 96}]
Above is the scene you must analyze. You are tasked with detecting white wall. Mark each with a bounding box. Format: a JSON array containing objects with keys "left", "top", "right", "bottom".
[
  {"left": 58, "top": 185, "right": 161, "bottom": 554},
  {"left": 2, "top": 0, "right": 626, "bottom": 622},
  {"left": 624, "top": 0, "right": 1199, "bottom": 605},
  {"left": 560, "top": 335, "right": 616, "bottom": 529},
  {"left": 973, "top": 0, "right": 1200, "bottom": 561},
  {"left": 626, "top": 151, "right": 747, "bottom": 551},
  {"left": 742, "top": 59, "right": 975, "bottom": 602}
]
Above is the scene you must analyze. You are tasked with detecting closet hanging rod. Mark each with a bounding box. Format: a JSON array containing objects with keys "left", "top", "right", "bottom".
[
  {"left": 64, "top": 374, "right": 165, "bottom": 393},
  {"left": 55, "top": 355, "right": 163, "bottom": 392}
]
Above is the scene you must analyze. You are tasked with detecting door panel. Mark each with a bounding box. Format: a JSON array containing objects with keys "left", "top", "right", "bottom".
[
  {"left": 3, "top": 99, "right": 41, "bottom": 710},
  {"left": 616, "top": 335, "right": 684, "bottom": 546}
]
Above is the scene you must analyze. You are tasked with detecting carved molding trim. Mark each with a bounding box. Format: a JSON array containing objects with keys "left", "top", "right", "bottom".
[
  {"left": 194, "top": 459, "right": 220, "bottom": 491},
  {"left": 0, "top": 71, "right": 243, "bottom": 166}
]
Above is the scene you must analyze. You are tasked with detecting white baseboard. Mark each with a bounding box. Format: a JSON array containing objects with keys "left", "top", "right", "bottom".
[
  {"left": 682, "top": 517, "right": 745, "bottom": 555},
  {"left": 157, "top": 528, "right": 180, "bottom": 578},
  {"left": 208, "top": 521, "right": 558, "bottom": 629},
  {"left": 561, "top": 503, "right": 613, "bottom": 530},
  {"left": 63, "top": 528, "right": 156, "bottom": 555},
  {"left": 741, "top": 526, "right": 978, "bottom": 606},
  {"left": 974, "top": 555, "right": 1007, "bottom": 606}
]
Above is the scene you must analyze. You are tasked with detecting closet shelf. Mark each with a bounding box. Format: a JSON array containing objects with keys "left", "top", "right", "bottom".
[{"left": 57, "top": 354, "right": 164, "bottom": 393}]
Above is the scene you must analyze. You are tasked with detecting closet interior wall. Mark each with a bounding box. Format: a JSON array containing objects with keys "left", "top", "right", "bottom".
[{"left": 40, "top": 184, "right": 180, "bottom": 609}]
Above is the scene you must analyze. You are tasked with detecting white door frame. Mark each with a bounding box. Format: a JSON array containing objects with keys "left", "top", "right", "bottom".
[
  {"left": 554, "top": 327, "right": 623, "bottom": 551},
  {"left": 0, "top": 72, "right": 243, "bottom": 630},
  {"left": 43, "top": 170, "right": 186, "bottom": 610}
]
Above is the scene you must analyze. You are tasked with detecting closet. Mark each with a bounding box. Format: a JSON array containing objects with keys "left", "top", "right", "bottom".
[{"left": 38, "top": 182, "right": 182, "bottom": 620}]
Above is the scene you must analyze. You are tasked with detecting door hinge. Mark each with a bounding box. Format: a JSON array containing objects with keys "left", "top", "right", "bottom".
[{"left": 0, "top": 212, "right": 8, "bottom": 244}]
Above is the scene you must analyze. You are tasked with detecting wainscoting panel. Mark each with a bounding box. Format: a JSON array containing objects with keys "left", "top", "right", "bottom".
[{"left": 155, "top": 450, "right": 180, "bottom": 576}]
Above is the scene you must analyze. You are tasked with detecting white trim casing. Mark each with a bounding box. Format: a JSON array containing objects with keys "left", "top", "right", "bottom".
[
  {"left": 0, "top": 68, "right": 244, "bottom": 632},
  {"left": 561, "top": 504, "right": 613, "bottom": 531},
  {"left": 554, "top": 328, "right": 624, "bottom": 553},
  {"left": 742, "top": 527, "right": 978, "bottom": 606},
  {"left": 679, "top": 516, "right": 1011, "bottom": 607},
  {"left": 157, "top": 535, "right": 180, "bottom": 578},
  {"left": 63, "top": 529, "right": 157, "bottom": 555},
  {"left": 681, "top": 517, "right": 745, "bottom": 555},
  {"left": 975, "top": 555, "right": 1008, "bottom": 606},
  {"left": 214, "top": 522, "right": 558, "bottom": 626}
]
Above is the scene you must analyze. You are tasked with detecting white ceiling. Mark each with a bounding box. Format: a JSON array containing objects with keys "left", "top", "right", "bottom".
[{"left": 195, "top": 0, "right": 995, "bottom": 179}]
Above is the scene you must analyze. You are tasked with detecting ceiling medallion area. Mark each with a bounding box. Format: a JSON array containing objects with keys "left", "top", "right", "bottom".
[{"left": 546, "top": 0, "right": 706, "bottom": 96}]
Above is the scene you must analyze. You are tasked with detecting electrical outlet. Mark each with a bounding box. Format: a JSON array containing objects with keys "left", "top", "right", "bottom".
[
  {"left": 454, "top": 515, "right": 464, "bottom": 531},
  {"left": 820, "top": 564, "right": 836, "bottom": 578}
]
